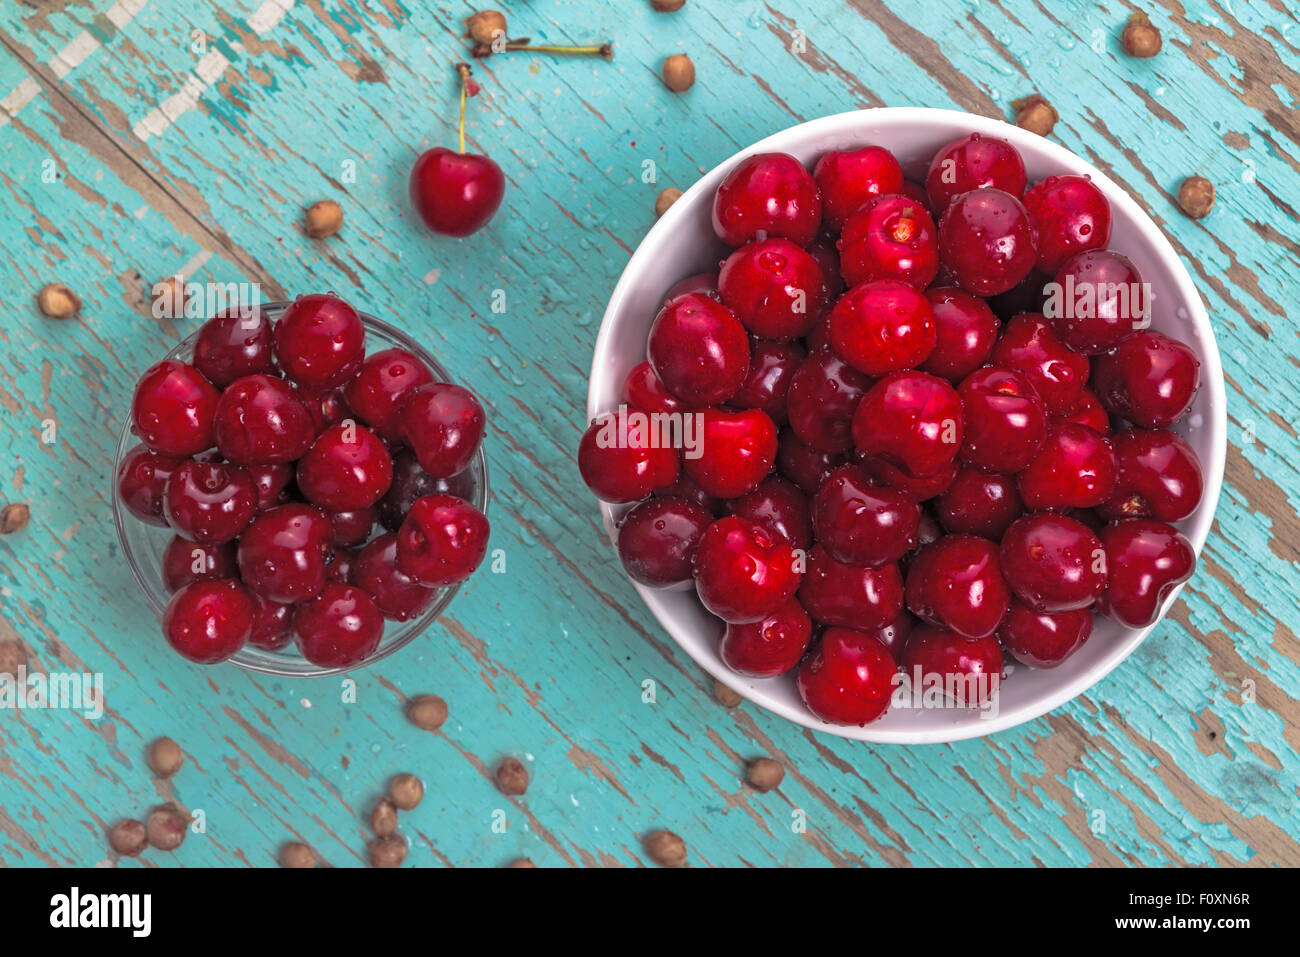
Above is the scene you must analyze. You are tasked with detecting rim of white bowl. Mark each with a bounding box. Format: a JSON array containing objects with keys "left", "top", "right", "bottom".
[{"left": 587, "top": 107, "right": 1227, "bottom": 744}]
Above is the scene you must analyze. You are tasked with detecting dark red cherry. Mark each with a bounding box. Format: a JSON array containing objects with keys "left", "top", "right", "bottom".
[
  {"left": 957, "top": 365, "right": 1048, "bottom": 473},
  {"left": 726, "top": 339, "right": 804, "bottom": 426},
  {"left": 327, "top": 507, "right": 377, "bottom": 547},
  {"left": 692, "top": 516, "right": 801, "bottom": 624},
  {"left": 900, "top": 625, "right": 1002, "bottom": 707},
  {"left": 719, "top": 598, "right": 813, "bottom": 678},
  {"left": 838, "top": 194, "right": 939, "bottom": 290},
  {"left": 162, "top": 578, "right": 254, "bottom": 664},
  {"left": 246, "top": 463, "right": 295, "bottom": 511},
  {"left": 719, "top": 238, "right": 825, "bottom": 340},
  {"left": 647, "top": 293, "right": 750, "bottom": 405},
  {"left": 936, "top": 465, "right": 1023, "bottom": 539},
  {"left": 161, "top": 536, "right": 238, "bottom": 592},
  {"left": 867, "top": 609, "right": 915, "bottom": 660},
  {"left": 395, "top": 494, "right": 490, "bottom": 586},
  {"left": 654, "top": 472, "right": 723, "bottom": 515},
  {"left": 296, "top": 422, "right": 394, "bottom": 511},
  {"left": 938, "top": 188, "right": 1038, "bottom": 297},
  {"left": 377, "top": 446, "right": 475, "bottom": 531},
  {"left": 272, "top": 293, "right": 365, "bottom": 390},
  {"left": 577, "top": 408, "right": 680, "bottom": 503},
  {"left": 852, "top": 371, "right": 963, "bottom": 478},
  {"left": 796, "top": 627, "right": 896, "bottom": 726},
  {"left": 343, "top": 349, "right": 435, "bottom": 442},
  {"left": 1022, "top": 174, "right": 1112, "bottom": 275},
  {"left": 213, "top": 374, "right": 317, "bottom": 465},
  {"left": 1046, "top": 250, "right": 1147, "bottom": 355},
  {"left": 797, "top": 545, "right": 904, "bottom": 630},
  {"left": 999, "top": 512, "right": 1107, "bottom": 612},
  {"left": 683, "top": 407, "right": 777, "bottom": 499},
  {"left": 1091, "top": 331, "right": 1201, "bottom": 428},
  {"left": 1017, "top": 423, "right": 1118, "bottom": 510},
  {"left": 997, "top": 600, "right": 1092, "bottom": 668},
  {"left": 988, "top": 269, "right": 1049, "bottom": 321},
  {"left": 1056, "top": 388, "right": 1111, "bottom": 435},
  {"left": 1097, "top": 518, "right": 1195, "bottom": 628},
  {"left": 247, "top": 594, "right": 295, "bottom": 651},
  {"left": 828, "top": 279, "right": 936, "bottom": 376},
  {"left": 919, "top": 287, "right": 999, "bottom": 382},
  {"left": 297, "top": 386, "right": 353, "bottom": 434},
  {"left": 1098, "top": 429, "right": 1203, "bottom": 522},
  {"left": 117, "top": 445, "right": 187, "bottom": 526},
  {"left": 398, "top": 382, "right": 486, "bottom": 478},
  {"left": 163, "top": 460, "right": 257, "bottom": 545},
  {"left": 806, "top": 238, "right": 844, "bottom": 300},
  {"left": 813, "top": 145, "right": 903, "bottom": 230},
  {"left": 622, "top": 360, "right": 686, "bottom": 415},
  {"left": 192, "top": 305, "right": 274, "bottom": 388},
  {"left": 616, "top": 496, "right": 713, "bottom": 587},
  {"left": 236, "top": 503, "right": 333, "bottom": 604},
  {"left": 712, "top": 152, "right": 822, "bottom": 247},
  {"left": 776, "top": 427, "right": 846, "bottom": 494},
  {"left": 353, "top": 532, "right": 438, "bottom": 622},
  {"left": 859, "top": 455, "right": 958, "bottom": 502},
  {"left": 990, "top": 313, "right": 1090, "bottom": 414},
  {"left": 664, "top": 271, "right": 721, "bottom": 302},
  {"left": 726, "top": 475, "right": 813, "bottom": 549},
  {"left": 326, "top": 547, "right": 358, "bottom": 584},
  {"left": 786, "top": 348, "right": 872, "bottom": 453},
  {"left": 905, "top": 535, "right": 1009, "bottom": 639},
  {"left": 925, "top": 133, "right": 1027, "bottom": 213},
  {"left": 131, "top": 360, "right": 220, "bottom": 456},
  {"left": 293, "top": 583, "right": 385, "bottom": 668},
  {"left": 410, "top": 146, "right": 505, "bottom": 237},
  {"left": 812, "top": 464, "right": 919, "bottom": 567}
]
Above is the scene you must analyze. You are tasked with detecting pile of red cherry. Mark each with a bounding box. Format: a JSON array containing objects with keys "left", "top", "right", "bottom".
[
  {"left": 579, "top": 133, "right": 1204, "bottom": 727},
  {"left": 116, "top": 293, "right": 491, "bottom": 669}
]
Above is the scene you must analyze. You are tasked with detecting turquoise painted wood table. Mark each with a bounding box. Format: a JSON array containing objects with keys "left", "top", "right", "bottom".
[{"left": 1, "top": 0, "right": 1297, "bottom": 868}]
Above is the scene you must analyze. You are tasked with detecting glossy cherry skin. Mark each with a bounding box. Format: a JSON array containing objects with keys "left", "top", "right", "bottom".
[
  {"left": 1097, "top": 518, "right": 1195, "bottom": 628},
  {"left": 163, "top": 460, "right": 257, "bottom": 545},
  {"left": 247, "top": 463, "right": 295, "bottom": 511},
  {"left": 812, "top": 464, "right": 919, "bottom": 567},
  {"left": 999, "top": 512, "right": 1107, "bottom": 612},
  {"left": 248, "top": 594, "right": 295, "bottom": 651},
  {"left": 796, "top": 627, "right": 896, "bottom": 726},
  {"left": 938, "top": 188, "right": 1038, "bottom": 297},
  {"left": 776, "top": 428, "right": 846, "bottom": 494},
  {"left": 131, "top": 360, "right": 220, "bottom": 456},
  {"left": 937, "top": 465, "right": 1023, "bottom": 539},
  {"left": 272, "top": 293, "right": 365, "bottom": 390},
  {"left": 797, "top": 545, "right": 904, "bottom": 630},
  {"left": 1022, "top": 175, "right": 1112, "bottom": 274},
  {"left": 192, "top": 306, "right": 274, "bottom": 388},
  {"left": 718, "top": 239, "right": 825, "bottom": 340},
  {"left": 1099, "top": 429, "right": 1203, "bottom": 522},
  {"left": 852, "top": 371, "right": 963, "bottom": 478},
  {"left": 905, "top": 535, "right": 1009, "bottom": 639},
  {"left": 839, "top": 194, "right": 939, "bottom": 290},
  {"left": 1018, "top": 423, "right": 1118, "bottom": 510},
  {"left": 957, "top": 365, "right": 1048, "bottom": 473},
  {"left": 647, "top": 293, "right": 751, "bottom": 406},
  {"left": 813, "top": 145, "right": 903, "bottom": 230},
  {"left": 725, "top": 475, "right": 813, "bottom": 549},
  {"left": 327, "top": 507, "right": 377, "bottom": 547},
  {"left": 786, "top": 349, "right": 873, "bottom": 453},
  {"left": 622, "top": 360, "right": 686, "bottom": 415},
  {"left": 1091, "top": 331, "right": 1201, "bottom": 428},
  {"left": 920, "top": 287, "right": 999, "bottom": 382},
  {"left": 298, "top": 387, "right": 353, "bottom": 433},
  {"left": 117, "top": 445, "right": 187, "bottom": 526},
  {"left": 726, "top": 339, "right": 804, "bottom": 426},
  {"left": 161, "top": 536, "right": 238, "bottom": 592},
  {"left": 692, "top": 516, "right": 801, "bottom": 624},
  {"left": 867, "top": 609, "right": 915, "bottom": 660},
  {"left": 377, "top": 446, "right": 475, "bottom": 531},
  {"left": 293, "top": 583, "right": 385, "bottom": 667},
  {"left": 296, "top": 422, "right": 394, "bottom": 511},
  {"left": 326, "top": 547, "right": 357, "bottom": 584},
  {"left": 664, "top": 271, "right": 721, "bottom": 302},
  {"left": 684, "top": 407, "right": 777, "bottom": 499},
  {"left": 213, "top": 374, "right": 317, "bottom": 465},
  {"left": 409, "top": 146, "right": 505, "bottom": 237},
  {"left": 806, "top": 239, "right": 844, "bottom": 300},
  {"left": 1046, "top": 250, "right": 1147, "bottom": 355},
  {"left": 925, "top": 133, "right": 1027, "bottom": 213},
  {"left": 828, "top": 279, "right": 936, "bottom": 376},
  {"left": 1056, "top": 388, "right": 1111, "bottom": 435},
  {"left": 616, "top": 496, "right": 713, "bottom": 587},
  {"left": 353, "top": 532, "right": 437, "bottom": 622},
  {"left": 654, "top": 472, "right": 723, "bottom": 515},
  {"left": 712, "top": 152, "right": 823, "bottom": 247},
  {"left": 859, "top": 455, "right": 958, "bottom": 501},
  {"left": 395, "top": 494, "right": 490, "bottom": 586},
  {"left": 900, "top": 625, "right": 1002, "bottom": 707},
  {"left": 990, "top": 313, "right": 1090, "bottom": 415},
  {"left": 343, "top": 349, "right": 435, "bottom": 442},
  {"left": 719, "top": 598, "right": 813, "bottom": 678},
  {"left": 577, "top": 408, "right": 680, "bottom": 504},
  {"left": 398, "top": 382, "right": 486, "bottom": 478},
  {"left": 236, "top": 504, "right": 333, "bottom": 604},
  {"left": 988, "top": 269, "right": 1049, "bottom": 321},
  {"left": 997, "top": 600, "right": 1092, "bottom": 668},
  {"left": 162, "top": 579, "right": 254, "bottom": 664}
]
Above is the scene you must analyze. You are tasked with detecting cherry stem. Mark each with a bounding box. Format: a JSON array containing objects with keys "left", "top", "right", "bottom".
[
  {"left": 455, "top": 61, "right": 472, "bottom": 155},
  {"left": 473, "top": 39, "right": 613, "bottom": 60}
]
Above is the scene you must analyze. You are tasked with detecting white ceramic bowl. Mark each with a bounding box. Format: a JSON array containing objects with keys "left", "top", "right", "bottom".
[{"left": 587, "top": 107, "right": 1225, "bottom": 743}]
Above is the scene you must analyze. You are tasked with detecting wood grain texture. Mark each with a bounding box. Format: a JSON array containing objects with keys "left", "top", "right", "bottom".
[{"left": 0, "top": 0, "right": 1296, "bottom": 867}]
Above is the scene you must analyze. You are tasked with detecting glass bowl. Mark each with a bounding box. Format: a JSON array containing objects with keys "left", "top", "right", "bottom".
[{"left": 111, "top": 302, "right": 489, "bottom": 677}]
